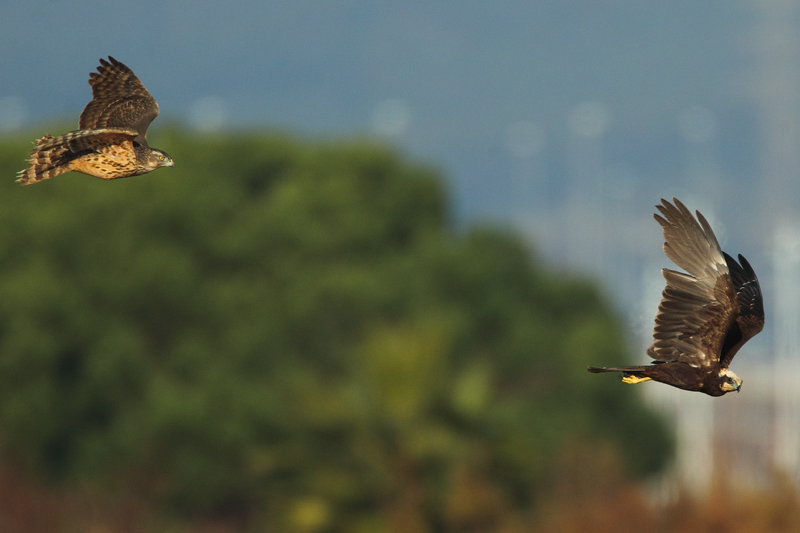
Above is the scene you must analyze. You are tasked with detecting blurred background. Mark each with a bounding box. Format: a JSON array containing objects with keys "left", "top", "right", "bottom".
[{"left": 1, "top": 1, "right": 800, "bottom": 531}]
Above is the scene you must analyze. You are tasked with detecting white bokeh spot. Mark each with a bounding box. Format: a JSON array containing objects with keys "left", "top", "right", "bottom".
[
  {"left": 568, "top": 101, "right": 611, "bottom": 139},
  {"left": 189, "top": 96, "right": 228, "bottom": 132},
  {"left": 371, "top": 98, "right": 411, "bottom": 137},
  {"left": 0, "top": 96, "right": 26, "bottom": 133}
]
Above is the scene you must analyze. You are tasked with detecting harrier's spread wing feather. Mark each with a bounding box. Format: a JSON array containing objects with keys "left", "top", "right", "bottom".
[
  {"left": 79, "top": 57, "right": 159, "bottom": 139},
  {"left": 725, "top": 252, "right": 764, "bottom": 320},
  {"left": 719, "top": 252, "right": 765, "bottom": 368},
  {"left": 655, "top": 199, "right": 727, "bottom": 277},
  {"left": 648, "top": 198, "right": 739, "bottom": 369}
]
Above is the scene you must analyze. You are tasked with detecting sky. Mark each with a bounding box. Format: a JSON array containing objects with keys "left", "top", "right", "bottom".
[
  {"left": 0, "top": 2, "right": 759, "bottom": 212},
  {"left": 0, "top": 1, "right": 791, "bottom": 323}
]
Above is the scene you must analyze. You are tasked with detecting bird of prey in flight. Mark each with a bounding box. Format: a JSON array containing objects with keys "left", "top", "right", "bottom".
[
  {"left": 588, "top": 198, "right": 764, "bottom": 396},
  {"left": 17, "top": 56, "right": 173, "bottom": 185}
]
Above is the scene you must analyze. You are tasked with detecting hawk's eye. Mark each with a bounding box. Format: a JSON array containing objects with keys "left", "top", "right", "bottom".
[{"left": 159, "top": 155, "right": 164, "bottom": 161}]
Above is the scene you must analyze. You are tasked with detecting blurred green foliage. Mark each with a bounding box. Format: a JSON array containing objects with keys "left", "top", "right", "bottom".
[{"left": 0, "top": 130, "right": 670, "bottom": 530}]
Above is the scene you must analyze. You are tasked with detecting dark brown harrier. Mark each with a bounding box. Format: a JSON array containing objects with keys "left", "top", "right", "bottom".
[
  {"left": 17, "top": 56, "right": 173, "bottom": 185},
  {"left": 588, "top": 198, "right": 764, "bottom": 396}
]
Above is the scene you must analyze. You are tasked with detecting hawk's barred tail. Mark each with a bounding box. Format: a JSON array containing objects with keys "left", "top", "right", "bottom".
[
  {"left": 16, "top": 134, "right": 74, "bottom": 185},
  {"left": 16, "top": 130, "right": 122, "bottom": 185}
]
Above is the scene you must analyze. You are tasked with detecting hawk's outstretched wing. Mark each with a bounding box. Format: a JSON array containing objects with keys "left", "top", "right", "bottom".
[
  {"left": 648, "top": 198, "right": 740, "bottom": 369},
  {"left": 78, "top": 56, "right": 159, "bottom": 140},
  {"left": 33, "top": 127, "right": 138, "bottom": 151}
]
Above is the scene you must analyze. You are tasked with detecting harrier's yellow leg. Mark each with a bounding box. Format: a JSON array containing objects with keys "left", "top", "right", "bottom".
[{"left": 621, "top": 374, "right": 651, "bottom": 384}]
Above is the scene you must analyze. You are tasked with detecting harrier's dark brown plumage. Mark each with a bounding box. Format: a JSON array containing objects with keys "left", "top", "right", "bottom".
[
  {"left": 17, "top": 56, "right": 173, "bottom": 185},
  {"left": 588, "top": 198, "right": 764, "bottom": 396}
]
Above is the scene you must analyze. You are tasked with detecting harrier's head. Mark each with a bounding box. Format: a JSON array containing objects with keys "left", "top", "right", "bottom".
[
  {"left": 146, "top": 149, "right": 174, "bottom": 171},
  {"left": 718, "top": 368, "right": 742, "bottom": 394}
]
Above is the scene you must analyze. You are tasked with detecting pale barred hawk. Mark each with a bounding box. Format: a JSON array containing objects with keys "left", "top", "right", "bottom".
[{"left": 17, "top": 57, "right": 173, "bottom": 185}]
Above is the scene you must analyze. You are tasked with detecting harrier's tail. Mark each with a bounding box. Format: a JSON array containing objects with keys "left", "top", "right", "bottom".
[
  {"left": 587, "top": 366, "right": 652, "bottom": 384},
  {"left": 16, "top": 133, "right": 77, "bottom": 185}
]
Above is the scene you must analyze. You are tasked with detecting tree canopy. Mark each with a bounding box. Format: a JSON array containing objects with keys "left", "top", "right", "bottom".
[{"left": 0, "top": 130, "right": 670, "bottom": 530}]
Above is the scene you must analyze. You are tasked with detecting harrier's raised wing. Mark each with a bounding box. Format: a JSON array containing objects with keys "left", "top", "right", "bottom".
[{"left": 648, "top": 198, "right": 740, "bottom": 369}]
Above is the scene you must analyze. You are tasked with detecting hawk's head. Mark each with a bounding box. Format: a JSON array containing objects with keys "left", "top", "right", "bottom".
[
  {"left": 718, "top": 368, "right": 742, "bottom": 394},
  {"left": 146, "top": 149, "right": 174, "bottom": 171}
]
